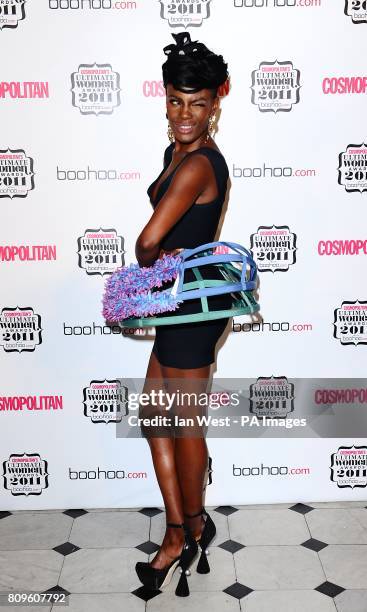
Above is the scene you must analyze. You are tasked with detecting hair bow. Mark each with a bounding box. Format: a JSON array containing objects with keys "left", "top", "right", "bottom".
[{"left": 163, "top": 32, "right": 209, "bottom": 58}]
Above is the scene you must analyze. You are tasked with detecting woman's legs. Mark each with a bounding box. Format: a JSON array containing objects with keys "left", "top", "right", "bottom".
[
  {"left": 140, "top": 350, "right": 184, "bottom": 569},
  {"left": 161, "top": 362, "right": 210, "bottom": 541},
  {"left": 140, "top": 350, "right": 211, "bottom": 568}
]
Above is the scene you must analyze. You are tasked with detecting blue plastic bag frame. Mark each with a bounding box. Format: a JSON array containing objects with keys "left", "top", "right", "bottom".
[{"left": 119, "top": 240, "right": 260, "bottom": 327}]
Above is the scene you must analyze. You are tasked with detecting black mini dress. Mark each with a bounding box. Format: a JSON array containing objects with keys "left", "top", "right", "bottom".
[{"left": 147, "top": 142, "right": 233, "bottom": 369}]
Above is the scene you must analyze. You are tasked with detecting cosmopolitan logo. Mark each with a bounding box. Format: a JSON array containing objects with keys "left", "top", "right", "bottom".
[
  {"left": 330, "top": 445, "right": 367, "bottom": 489},
  {"left": 3, "top": 453, "right": 49, "bottom": 496},
  {"left": 0, "top": 0, "right": 26, "bottom": 30},
  {"left": 333, "top": 300, "right": 367, "bottom": 346},
  {"left": 71, "top": 63, "right": 121, "bottom": 115},
  {"left": 315, "top": 388, "right": 367, "bottom": 404},
  {"left": 322, "top": 76, "right": 367, "bottom": 94},
  {"left": 250, "top": 225, "right": 297, "bottom": 272},
  {"left": 49, "top": 0, "right": 136, "bottom": 8},
  {"left": 344, "top": 0, "right": 367, "bottom": 24},
  {"left": 0, "top": 82, "right": 49, "bottom": 99},
  {"left": 0, "top": 245, "right": 56, "bottom": 262},
  {"left": 0, "top": 149, "right": 34, "bottom": 199},
  {"left": 318, "top": 240, "right": 367, "bottom": 256},
  {"left": 0, "top": 307, "right": 42, "bottom": 353},
  {"left": 251, "top": 60, "right": 301, "bottom": 113},
  {"left": 77, "top": 228, "right": 125, "bottom": 276},
  {"left": 0, "top": 396, "right": 63, "bottom": 411},
  {"left": 249, "top": 376, "right": 294, "bottom": 418},
  {"left": 83, "top": 379, "right": 128, "bottom": 424},
  {"left": 160, "top": 0, "right": 211, "bottom": 27},
  {"left": 143, "top": 79, "right": 230, "bottom": 98},
  {"left": 57, "top": 165, "right": 140, "bottom": 181},
  {"left": 338, "top": 144, "right": 367, "bottom": 193}
]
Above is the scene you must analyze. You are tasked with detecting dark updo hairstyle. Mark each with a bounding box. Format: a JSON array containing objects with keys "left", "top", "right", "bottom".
[{"left": 162, "top": 32, "right": 228, "bottom": 97}]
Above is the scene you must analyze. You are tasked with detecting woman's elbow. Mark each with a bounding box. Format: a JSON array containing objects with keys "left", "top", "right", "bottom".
[{"left": 136, "top": 232, "right": 159, "bottom": 253}]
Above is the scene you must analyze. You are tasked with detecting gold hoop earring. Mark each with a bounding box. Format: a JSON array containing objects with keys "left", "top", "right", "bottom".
[
  {"left": 205, "top": 114, "right": 216, "bottom": 143},
  {"left": 167, "top": 122, "right": 175, "bottom": 143}
]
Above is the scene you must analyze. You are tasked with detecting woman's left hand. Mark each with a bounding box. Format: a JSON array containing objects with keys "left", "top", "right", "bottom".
[{"left": 158, "top": 247, "right": 184, "bottom": 259}]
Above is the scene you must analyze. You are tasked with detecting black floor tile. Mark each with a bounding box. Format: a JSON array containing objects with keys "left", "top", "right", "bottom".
[
  {"left": 53, "top": 542, "right": 80, "bottom": 556},
  {"left": 132, "top": 585, "right": 162, "bottom": 601},
  {"left": 214, "top": 506, "right": 239, "bottom": 516},
  {"left": 223, "top": 581, "right": 253, "bottom": 599},
  {"left": 218, "top": 539, "right": 245, "bottom": 554},
  {"left": 0, "top": 511, "right": 12, "bottom": 519},
  {"left": 138, "top": 508, "right": 163, "bottom": 518},
  {"left": 136, "top": 541, "right": 160, "bottom": 555},
  {"left": 63, "top": 509, "right": 88, "bottom": 519},
  {"left": 315, "top": 581, "right": 345, "bottom": 598},
  {"left": 289, "top": 503, "right": 315, "bottom": 515},
  {"left": 301, "top": 538, "right": 328, "bottom": 552}
]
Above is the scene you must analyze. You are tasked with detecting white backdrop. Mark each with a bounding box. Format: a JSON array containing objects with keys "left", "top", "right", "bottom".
[{"left": 1, "top": 0, "right": 367, "bottom": 510}]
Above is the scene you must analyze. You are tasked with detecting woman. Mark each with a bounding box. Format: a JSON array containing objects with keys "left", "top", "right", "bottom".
[{"left": 134, "top": 32, "right": 231, "bottom": 597}]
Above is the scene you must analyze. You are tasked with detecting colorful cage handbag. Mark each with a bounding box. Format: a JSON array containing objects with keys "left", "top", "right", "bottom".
[{"left": 102, "top": 241, "right": 260, "bottom": 328}]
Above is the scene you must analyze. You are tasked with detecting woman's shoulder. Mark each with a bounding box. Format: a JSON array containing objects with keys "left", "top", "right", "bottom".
[
  {"left": 163, "top": 142, "right": 175, "bottom": 166},
  {"left": 190, "top": 145, "right": 229, "bottom": 176}
]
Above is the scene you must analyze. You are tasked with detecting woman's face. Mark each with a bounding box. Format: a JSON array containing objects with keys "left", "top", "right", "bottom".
[{"left": 166, "top": 83, "right": 218, "bottom": 144}]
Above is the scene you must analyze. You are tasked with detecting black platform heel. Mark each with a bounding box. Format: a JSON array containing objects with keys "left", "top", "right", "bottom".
[
  {"left": 184, "top": 507, "right": 216, "bottom": 573},
  {"left": 135, "top": 522, "right": 198, "bottom": 596}
]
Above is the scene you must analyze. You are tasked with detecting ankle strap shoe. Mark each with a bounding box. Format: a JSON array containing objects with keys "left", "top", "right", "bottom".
[
  {"left": 135, "top": 521, "right": 198, "bottom": 596},
  {"left": 184, "top": 507, "right": 216, "bottom": 574}
]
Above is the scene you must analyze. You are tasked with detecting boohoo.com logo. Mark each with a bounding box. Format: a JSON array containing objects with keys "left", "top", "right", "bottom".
[
  {"left": 0, "top": 307, "right": 43, "bottom": 353},
  {"left": 3, "top": 453, "right": 49, "bottom": 496},
  {"left": 330, "top": 445, "right": 367, "bottom": 489},
  {"left": 333, "top": 300, "right": 367, "bottom": 346},
  {"left": 250, "top": 225, "right": 297, "bottom": 272},
  {"left": 344, "top": 0, "right": 367, "bottom": 24},
  {"left": 251, "top": 60, "right": 301, "bottom": 113},
  {"left": 160, "top": 0, "right": 212, "bottom": 27},
  {"left": 0, "top": 0, "right": 26, "bottom": 30},
  {"left": 49, "top": 0, "right": 136, "bottom": 9},
  {"left": 0, "top": 149, "right": 34, "bottom": 199},
  {"left": 234, "top": 0, "right": 321, "bottom": 7},
  {"left": 77, "top": 228, "right": 125, "bottom": 276},
  {"left": 338, "top": 144, "right": 367, "bottom": 193},
  {"left": 71, "top": 63, "right": 121, "bottom": 115}
]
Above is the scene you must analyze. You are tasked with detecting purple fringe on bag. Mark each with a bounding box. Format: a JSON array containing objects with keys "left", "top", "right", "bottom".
[{"left": 102, "top": 253, "right": 184, "bottom": 322}]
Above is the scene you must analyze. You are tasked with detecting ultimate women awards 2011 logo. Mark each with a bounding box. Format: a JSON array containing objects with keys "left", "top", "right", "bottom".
[
  {"left": 0, "top": 306, "right": 42, "bottom": 353},
  {"left": 333, "top": 300, "right": 367, "bottom": 346},
  {"left": 3, "top": 453, "right": 49, "bottom": 496},
  {"left": 251, "top": 60, "right": 301, "bottom": 113},
  {"left": 0, "top": 0, "right": 26, "bottom": 30},
  {"left": 0, "top": 148, "right": 34, "bottom": 199},
  {"left": 160, "top": 0, "right": 212, "bottom": 27},
  {"left": 330, "top": 445, "right": 367, "bottom": 489},
  {"left": 345, "top": 0, "right": 367, "bottom": 24},
  {"left": 250, "top": 225, "right": 297, "bottom": 272},
  {"left": 338, "top": 143, "right": 367, "bottom": 193},
  {"left": 249, "top": 376, "right": 294, "bottom": 419},
  {"left": 83, "top": 379, "right": 129, "bottom": 424},
  {"left": 71, "top": 63, "right": 121, "bottom": 115},
  {"left": 77, "top": 228, "right": 125, "bottom": 276}
]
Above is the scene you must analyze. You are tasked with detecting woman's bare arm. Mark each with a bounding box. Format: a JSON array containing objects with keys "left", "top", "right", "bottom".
[{"left": 135, "top": 154, "right": 213, "bottom": 267}]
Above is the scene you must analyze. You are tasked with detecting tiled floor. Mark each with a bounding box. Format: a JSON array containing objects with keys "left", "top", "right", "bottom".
[{"left": 0, "top": 502, "right": 367, "bottom": 611}]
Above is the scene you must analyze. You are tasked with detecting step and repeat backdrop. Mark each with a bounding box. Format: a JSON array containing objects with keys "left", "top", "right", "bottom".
[{"left": 1, "top": 0, "right": 367, "bottom": 510}]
